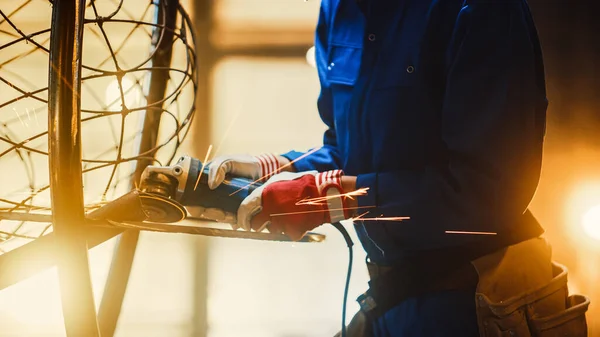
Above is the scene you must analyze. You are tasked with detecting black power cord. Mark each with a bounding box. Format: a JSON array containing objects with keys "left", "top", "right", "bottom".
[{"left": 331, "top": 222, "right": 354, "bottom": 337}]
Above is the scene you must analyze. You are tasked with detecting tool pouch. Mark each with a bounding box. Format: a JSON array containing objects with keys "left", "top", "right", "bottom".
[
  {"left": 475, "top": 260, "right": 590, "bottom": 337},
  {"left": 529, "top": 293, "right": 590, "bottom": 337}
]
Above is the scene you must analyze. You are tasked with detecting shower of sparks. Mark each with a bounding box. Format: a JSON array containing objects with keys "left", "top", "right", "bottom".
[
  {"left": 229, "top": 147, "right": 323, "bottom": 196},
  {"left": 13, "top": 107, "right": 27, "bottom": 128},
  {"left": 25, "top": 107, "right": 32, "bottom": 122},
  {"left": 32, "top": 107, "right": 40, "bottom": 127},
  {"left": 270, "top": 205, "right": 376, "bottom": 218},
  {"left": 445, "top": 230, "right": 497, "bottom": 236},
  {"left": 295, "top": 187, "right": 370, "bottom": 206},
  {"left": 193, "top": 144, "right": 213, "bottom": 191}
]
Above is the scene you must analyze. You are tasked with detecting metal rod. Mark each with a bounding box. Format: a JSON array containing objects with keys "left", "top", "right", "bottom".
[
  {"left": 98, "top": 1, "right": 180, "bottom": 335},
  {"left": 191, "top": 0, "right": 213, "bottom": 334},
  {"left": 111, "top": 220, "right": 326, "bottom": 242},
  {"left": 0, "top": 218, "right": 325, "bottom": 291},
  {"left": 47, "top": 1, "right": 99, "bottom": 334},
  {"left": 0, "top": 212, "right": 52, "bottom": 222}
]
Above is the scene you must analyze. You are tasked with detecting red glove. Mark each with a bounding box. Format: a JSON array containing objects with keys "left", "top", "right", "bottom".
[{"left": 248, "top": 170, "right": 349, "bottom": 241}]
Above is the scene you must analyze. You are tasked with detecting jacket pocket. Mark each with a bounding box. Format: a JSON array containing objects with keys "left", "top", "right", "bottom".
[{"left": 326, "top": 44, "right": 362, "bottom": 86}]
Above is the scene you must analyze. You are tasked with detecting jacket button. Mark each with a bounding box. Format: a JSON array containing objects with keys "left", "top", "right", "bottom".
[
  {"left": 368, "top": 34, "right": 376, "bottom": 41},
  {"left": 406, "top": 65, "right": 415, "bottom": 73}
]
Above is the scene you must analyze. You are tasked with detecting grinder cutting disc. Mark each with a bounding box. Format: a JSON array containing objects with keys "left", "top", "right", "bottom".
[{"left": 139, "top": 192, "right": 187, "bottom": 223}]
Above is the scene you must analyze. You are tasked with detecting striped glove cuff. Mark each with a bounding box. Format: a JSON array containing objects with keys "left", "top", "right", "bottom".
[
  {"left": 315, "top": 170, "right": 347, "bottom": 223},
  {"left": 255, "top": 153, "right": 283, "bottom": 181}
]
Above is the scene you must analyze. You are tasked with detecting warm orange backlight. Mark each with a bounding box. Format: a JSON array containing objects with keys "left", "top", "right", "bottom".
[{"left": 582, "top": 204, "right": 600, "bottom": 241}]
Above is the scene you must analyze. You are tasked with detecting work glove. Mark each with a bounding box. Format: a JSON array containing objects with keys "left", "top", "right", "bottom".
[
  {"left": 186, "top": 205, "right": 237, "bottom": 225},
  {"left": 191, "top": 153, "right": 284, "bottom": 227},
  {"left": 238, "top": 170, "right": 349, "bottom": 241},
  {"left": 207, "top": 153, "right": 287, "bottom": 190}
]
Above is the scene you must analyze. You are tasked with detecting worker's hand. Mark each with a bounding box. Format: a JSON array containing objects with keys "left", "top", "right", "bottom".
[
  {"left": 237, "top": 170, "right": 349, "bottom": 241},
  {"left": 207, "top": 154, "right": 288, "bottom": 190}
]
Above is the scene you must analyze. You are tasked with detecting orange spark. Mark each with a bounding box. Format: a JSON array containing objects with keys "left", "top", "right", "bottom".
[
  {"left": 352, "top": 216, "right": 410, "bottom": 221},
  {"left": 191, "top": 110, "right": 240, "bottom": 192},
  {"left": 445, "top": 230, "right": 497, "bottom": 236},
  {"left": 295, "top": 187, "right": 370, "bottom": 206},
  {"left": 229, "top": 147, "right": 323, "bottom": 196},
  {"left": 270, "top": 205, "right": 376, "bottom": 217},
  {"left": 212, "top": 108, "right": 242, "bottom": 158},
  {"left": 348, "top": 211, "right": 371, "bottom": 221},
  {"left": 348, "top": 211, "right": 410, "bottom": 222},
  {"left": 32, "top": 107, "right": 40, "bottom": 127},
  {"left": 193, "top": 144, "right": 213, "bottom": 191}
]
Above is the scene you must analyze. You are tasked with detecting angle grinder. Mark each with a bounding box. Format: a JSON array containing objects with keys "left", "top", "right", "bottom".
[
  {"left": 94, "top": 155, "right": 324, "bottom": 242},
  {"left": 137, "top": 155, "right": 259, "bottom": 223}
]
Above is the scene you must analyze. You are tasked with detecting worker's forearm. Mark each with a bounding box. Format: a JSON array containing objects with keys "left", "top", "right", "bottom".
[{"left": 277, "top": 156, "right": 296, "bottom": 172}]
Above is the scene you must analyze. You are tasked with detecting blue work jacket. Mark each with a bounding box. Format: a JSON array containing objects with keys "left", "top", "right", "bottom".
[{"left": 284, "top": 0, "right": 547, "bottom": 263}]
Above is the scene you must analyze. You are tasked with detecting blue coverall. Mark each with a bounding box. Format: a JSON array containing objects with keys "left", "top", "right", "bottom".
[{"left": 283, "top": 0, "right": 548, "bottom": 335}]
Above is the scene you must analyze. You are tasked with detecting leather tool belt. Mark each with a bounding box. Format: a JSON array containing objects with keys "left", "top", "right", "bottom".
[
  {"left": 357, "top": 258, "right": 479, "bottom": 320},
  {"left": 337, "top": 237, "right": 591, "bottom": 337}
]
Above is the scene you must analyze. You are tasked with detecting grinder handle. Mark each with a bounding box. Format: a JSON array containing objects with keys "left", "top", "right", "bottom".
[{"left": 179, "top": 158, "right": 262, "bottom": 214}]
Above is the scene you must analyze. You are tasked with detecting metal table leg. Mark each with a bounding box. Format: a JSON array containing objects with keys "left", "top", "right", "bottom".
[{"left": 47, "top": 0, "right": 100, "bottom": 336}]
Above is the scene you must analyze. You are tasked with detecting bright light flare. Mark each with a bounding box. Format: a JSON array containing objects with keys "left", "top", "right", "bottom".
[
  {"left": 582, "top": 204, "right": 600, "bottom": 241},
  {"left": 565, "top": 181, "right": 600, "bottom": 244},
  {"left": 296, "top": 187, "right": 369, "bottom": 206}
]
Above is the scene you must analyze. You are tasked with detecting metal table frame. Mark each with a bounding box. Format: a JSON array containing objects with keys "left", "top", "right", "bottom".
[{"left": 0, "top": 0, "right": 313, "bottom": 336}]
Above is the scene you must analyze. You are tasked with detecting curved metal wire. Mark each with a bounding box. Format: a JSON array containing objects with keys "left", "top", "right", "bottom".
[{"left": 0, "top": 0, "right": 197, "bottom": 253}]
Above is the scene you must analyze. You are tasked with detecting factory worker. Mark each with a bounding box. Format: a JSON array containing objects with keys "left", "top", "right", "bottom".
[{"left": 204, "top": 0, "right": 589, "bottom": 336}]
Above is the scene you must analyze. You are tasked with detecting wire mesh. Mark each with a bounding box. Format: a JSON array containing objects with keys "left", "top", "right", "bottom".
[{"left": 0, "top": 0, "right": 197, "bottom": 254}]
